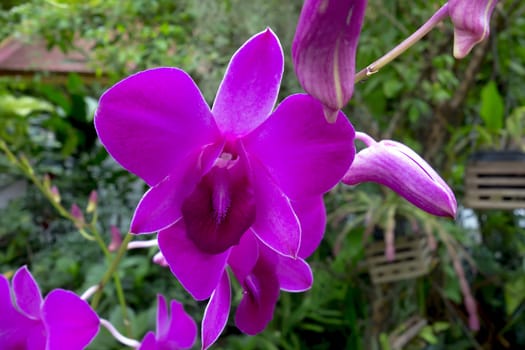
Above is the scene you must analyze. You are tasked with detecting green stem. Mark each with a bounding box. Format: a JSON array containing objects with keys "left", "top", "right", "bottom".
[
  {"left": 354, "top": 3, "right": 449, "bottom": 83},
  {"left": 91, "top": 233, "right": 134, "bottom": 307},
  {"left": 2, "top": 141, "right": 132, "bottom": 335}
]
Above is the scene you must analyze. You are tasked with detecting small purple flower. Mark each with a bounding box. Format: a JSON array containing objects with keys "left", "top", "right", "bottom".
[
  {"left": 449, "top": 0, "right": 498, "bottom": 58},
  {"left": 342, "top": 132, "right": 457, "bottom": 218},
  {"left": 139, "top": 294, "right": 197, "bottom": 350},
  {"left": 201, "top": 204, "right": 319, "bottom": 349},
  {"left": 292, "top": 0, "right": 367, "bottom": 121},
  {"left": 0, "top": 266, "right": 100, "bottom": 349},
  {"left": 96, "top": 29, "right": 353, "bottom": 294}
]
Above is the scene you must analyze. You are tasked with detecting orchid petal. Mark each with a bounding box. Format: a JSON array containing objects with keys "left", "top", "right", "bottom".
[
  {"left": 212, "top": 28, "right": 283, "bottom": 137},
  {"left": 276, "top": 256, "right": 313, "bottom": 293},
  {"left": 235, "top": 253, "right": 280, "bottom": 335},
  {"left": 0, "top": 275, "right": 42, "bottom": 349},
  {"left": 343, "top": 138, "right": 457, "bottom": 218},
  {"left": 157, "top": 296, "right": 197, "bottom": 349},
  {"left": 292, "top": 0, "right": 367, "bottom": 119},
  {"left": 138, "top": 332, "right": 157, "bottom": 350},
  {"left": 449, "top": 0, "right": 497, "bottom": 59},
  {"left": 202, "top": 271, "right": 231, "bottom": 350},
  {"left": 244, "top": 94, "right": 355, "bottom": 199},
  {"left": 95, "top": 67, "right": 220, "bottom": 186},
  {"left": 228, "top": 232, "right": 259, "bottom": 283},
  {"left": 130, "top": 143, "right": 223, "bottom": 234},
  {"left": 248, "top": 157, "right": 301, "bottom": 258},
  {"left": 42, "top": 289, "right": 100, "bottom": 350},
  {"left": 12, "top": 266, "right": 43, "bottom": 320},
  {"left": 158, "top": 222, "right": 230, "bottom": 300},
  {"left": 182, "top": 156, "right": 256, "bottom": 254},
  {"left": 294, "top": 196, "right": 326, "bottom": 259},
  {"left": 155, "top": 294, "right": 169, "bottom": 340}
]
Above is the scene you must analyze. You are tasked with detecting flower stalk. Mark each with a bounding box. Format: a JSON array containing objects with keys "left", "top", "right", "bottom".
[{"left": 354, "top": 3, "right": 449, "bottom": 83}]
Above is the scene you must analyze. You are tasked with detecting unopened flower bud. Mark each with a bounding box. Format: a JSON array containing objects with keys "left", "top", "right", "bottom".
[
  {"left": 449, "top": 0, "right": 498, "bottom": 59},
  {"left": 108, "top": 226, "right": 122, "bottom": 252},
  {"left": 50, "top": 186, "right": 61, "bottom": 203},
  {"left": 153, "top": 251, "right": 169, "bottom": 267},
  {"left": 70, "top": 204, "right": 85, "bottom": 229},
  {"left": 343, "top": 132, "right": 457, "bottom": 218},
  {"left": 86, "top": 190, "right": 98, "bottom": 213},
  {"left": 292, "top": 0, "right": 367, "bottom": 122}
]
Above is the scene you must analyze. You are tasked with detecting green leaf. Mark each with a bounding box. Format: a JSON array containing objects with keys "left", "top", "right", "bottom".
[
  {"left": 419, "top": 326, "right": 438, "bottom": 344},
  {"left": 480, "top": 80, "right": 505, "bottom": 132},
  {"left": 504, "top": 275, "right": 525, "bottom": 316},
  {"left": 0, "top": 94, "right": 54, "bottom": 117}
]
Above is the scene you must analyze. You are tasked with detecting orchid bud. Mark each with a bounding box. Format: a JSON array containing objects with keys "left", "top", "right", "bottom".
[
  {"left": 50, "top": 185, "right": 61, "bottom": 204},
  {"left": 153, "top": 251, "right": 169, "bottom": 267},
  {"left": 342, "top": 132, "right": 457, "bottom": 218},
  {"left": 86, "top": 190, "right": 98, "bottom": 213},
  {"left": 292, "top": 0, "right": 367, "bottom": 122},
  {"left": 449, "top": 0, "right": 498, "bottom": 59},
  {"left": 108, "top": 225, "right": 123, "bottom": 252},
  {"left": 70, "top": 203, "right": 86, "bottom": 229}
]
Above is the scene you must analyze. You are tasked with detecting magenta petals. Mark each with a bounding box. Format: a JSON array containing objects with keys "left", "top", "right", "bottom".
[
  {"left": 202, "top": 271, "right": 231, "bottom": 350},
  {"left": 182, "top": 156, "right": 256, "bottom": 254},
  {"left": 95, "top": 67, "right": 220, "bottom": 187},
  {"left": 212, "top": 28, "right": 284, "bottom": 137},
  {"left": 249, "top": 158, "right": 301, "bottom": 258},
  {"left": 139, "top": 295, "right": 197, "bottom": 350},
  {"left": 244, "top": 94, "right": 355, "bottom": 199},
  {"left": 1, "top": 266, "right": 99, "bottom": 350},
  {"left": 294, "top": 196, "right": 327, "bottom": 259},
  {"left": 276, "top": 256, "right": 313, "bottom": 293},
  {"left": 343, "top": 137, "right": 457, "bottom": 218},
  {"left": 0, "top": 275, "right": 42, "bottom": 349},
  {"left": 158, "top": 222, "right": 230, "bottom": 300},
  {"left": 449, "top": 0, "right": 498, "bottom": 59},
  {"left": 42, "top": 290, "right": 100, "bottom": 350},
  {"left": 155, "top": 295, "right": 197, "bottom": 349},
  {"left": 292, "top": 0, "right": 367, "bottom": 119},
  {"left": 234, "top": 252, "right": 280, "bottom": 335},
  {"left": 13, "top": 266, "right": 43, "bottom": 320}
]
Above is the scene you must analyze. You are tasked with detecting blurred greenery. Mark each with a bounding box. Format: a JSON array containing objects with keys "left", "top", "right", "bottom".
[{"left": 1, "top": 0, "right": 525, "bottom": 349}]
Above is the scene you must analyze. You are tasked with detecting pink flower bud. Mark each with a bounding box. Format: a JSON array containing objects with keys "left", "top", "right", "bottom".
[
  {"left": 153, "top": 251, "right": 169, "bottom": 267},
  {"left": 108, "top": 226, "right": 122, "bottom": 252},
  {"left": 292, "top": 0, "right": 367, "bottom": 121},
  {"left": 449, "top": 0, "right": 498, "bottom": 58},
  {"left": 70, "top": 204, "right": 85, "bottom": 229},
  {"left": 86, "top": 190, "right": 98, "bottom": 214},
  {"left": 50, "top": 186, "right": 61, "bottom": 203},
  {"left": 343, "top": 132, "right": 457, "bottom": 218}
]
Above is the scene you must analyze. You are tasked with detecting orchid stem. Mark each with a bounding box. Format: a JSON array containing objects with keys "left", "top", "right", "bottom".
[
  {"left": 100, "top": 319, "right": 141, "bottom": 348},
  {"left": 354, "top": 3, "right": 449, "bottom": 83},
  {"left": 91, "top": 233, "right": 134, "bottom": 329}
]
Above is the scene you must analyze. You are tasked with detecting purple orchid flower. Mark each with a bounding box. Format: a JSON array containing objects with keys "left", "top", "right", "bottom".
[
  {"left": 449, "top": 0, "right": 498, "bottom": 58},
  {"left": 95, "top": 28, "right": 354, "bottom": 347},
  {"left": 139, "top": 294, "right": 197, "bottom": 350},
  {"left": 0, "top": 266, "right": 100, "bottom": 349},
  {"left": 292, "top": 0, "right": 367, "bottom": 122},
  {"left": 342, "top": 132, "right": 457, "bottom": 218},
  {"left": 96, "top": 31, "right": 353, "bottom": 285},
  {"left": 200, "top": 197, "right": 323, "bottom": 349}
]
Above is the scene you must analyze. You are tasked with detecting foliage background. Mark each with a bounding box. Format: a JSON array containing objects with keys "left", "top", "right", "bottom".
[{"left": 1, "top": 0, "right": 525, "bottom": 349}]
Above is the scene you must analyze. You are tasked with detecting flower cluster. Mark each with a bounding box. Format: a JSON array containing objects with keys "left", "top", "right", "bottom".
[{"left": 1, "top": 0, "right": 499, "bottom": 348}]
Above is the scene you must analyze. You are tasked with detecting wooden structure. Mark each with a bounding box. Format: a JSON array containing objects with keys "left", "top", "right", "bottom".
[
  {"left": 464, "top": 152, "right": 525, "bottom": 210},
  {"left": 0, "top": 36, "right": 97, "bottom": 83},
  {"left": 366, "top": 235, "right": 432, "bottom": 284}
]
